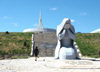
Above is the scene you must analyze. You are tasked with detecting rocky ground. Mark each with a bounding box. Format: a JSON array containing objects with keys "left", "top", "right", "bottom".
[{"left": 0, "top": 57, "right": 100, "bottom": 72}]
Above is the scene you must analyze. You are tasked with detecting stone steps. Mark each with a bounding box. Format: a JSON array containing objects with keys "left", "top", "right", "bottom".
[
  {"left": 33, "top": 32, "right": 82, "bottom": 57},
  {"left": 34, "top": 32, "right": 57, "bottom": 57}
]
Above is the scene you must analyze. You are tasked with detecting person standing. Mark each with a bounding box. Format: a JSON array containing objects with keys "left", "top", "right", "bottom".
[{"left": 34, "top": 46, "right": 39, "bottom": 61}]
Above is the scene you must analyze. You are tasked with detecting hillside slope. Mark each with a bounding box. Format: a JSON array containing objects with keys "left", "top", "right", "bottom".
[
  {"left": 76, "top": 33, "right": 100, "bottom": 58},
  {"left": 0, "top": 32, "right": 33, "bottom": 59},
  {"left": 0, "top": 32, "right": 100, "bottom": 58}
]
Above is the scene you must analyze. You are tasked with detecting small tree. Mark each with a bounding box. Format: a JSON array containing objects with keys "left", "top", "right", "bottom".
[{"left": 5, "top": 31, "right": 9, "bottom": 34}]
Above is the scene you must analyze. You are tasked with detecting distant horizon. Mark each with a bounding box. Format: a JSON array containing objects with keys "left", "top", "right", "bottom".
[
  {"left": 0, "top": 0, "right": 100, "bottom": 33},
  {"left": 0, "top": 31, "right": 94, "bottom": 33}
]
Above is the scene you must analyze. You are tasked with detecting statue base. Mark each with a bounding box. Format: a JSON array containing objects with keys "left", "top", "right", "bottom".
[{"left": 59, "top": 47, "right": 77, "bottom": 60}]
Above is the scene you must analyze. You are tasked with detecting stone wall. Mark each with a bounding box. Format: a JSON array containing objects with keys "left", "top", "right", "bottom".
[{"left": 34, "top": 32, "right": 57, "bottom": 57}]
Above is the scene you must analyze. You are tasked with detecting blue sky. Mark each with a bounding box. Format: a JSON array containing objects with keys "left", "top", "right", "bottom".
[{"left": 0, "top": 0, "right": 100, "bottom": 33}]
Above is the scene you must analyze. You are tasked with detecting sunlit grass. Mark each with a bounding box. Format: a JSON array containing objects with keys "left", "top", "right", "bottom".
[
  {"left": 0, "top": 32, "right": 100, "bottom": 58},
  {"left": 0, "top": 32, "right": 33, "bottom": 56},
  {"left": 76, "top": 33, "right": 100, "bottom": 58}
]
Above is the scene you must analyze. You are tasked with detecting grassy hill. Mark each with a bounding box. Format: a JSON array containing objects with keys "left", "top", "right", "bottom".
[
  {"left": 0, "top": 32, "right": 33, "bottom": 59},
  {"left": 0, "top": 32, "right": 100, "bottom": 59},
  {"left": 76, "top": 33, "right": 100, "bottom": 58}
]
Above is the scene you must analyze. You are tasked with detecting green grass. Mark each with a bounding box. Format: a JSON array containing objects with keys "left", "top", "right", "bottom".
[
  {"left": 0, "top": 32, "right": 33, "bottom": 56},
  {"left": 0, "top": 32, "right": 100, "bottom": 58},
  {"left": 76, "top": 33, "right": 100, "bottom": 58}
]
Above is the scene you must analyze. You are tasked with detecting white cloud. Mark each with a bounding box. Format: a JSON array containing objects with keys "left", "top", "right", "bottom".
[
  {"left": 49, "top": 8, "right": 57, "bottom": 11},
  {"left": 23, "top": 28, "right": 35, "bottom": 32},
  {"left": 0, "top": 16, "right": 11, "bottom": 19},
  {"left": 91, "top": 29, "right": 100, "bottom": 33},
  {"left": 71, "top": 19, "right": 75, "bottom": 23},
  {"left": 11, "top": 23, "right": 18, "bottom": 27},
  {"left": 3, "top": 16, "right": 9, "bottom": 19},
  {"left": 32, "top": 23, "right": 38, "bottom": 27},
  {"left": 32, "top": 23, "right": 39, "bottom": 28},
  {"left": 80, "top": 12, "right": 87, "bottom": 15}
]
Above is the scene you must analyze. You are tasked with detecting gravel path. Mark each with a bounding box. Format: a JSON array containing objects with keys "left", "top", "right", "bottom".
[{"left": 0, "top": 57, "right": 100, "bottom": 72}]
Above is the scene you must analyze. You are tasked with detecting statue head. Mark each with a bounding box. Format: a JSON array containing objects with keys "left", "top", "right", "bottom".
[
  {"left": 57, "top": 18, "right": 74, "bottom": 37},
  {"left": 62, "top": 18, "right": 71, "bottom": 29},
  {"left": 62, "top": 18, "right": 71, "bottom": 24}
]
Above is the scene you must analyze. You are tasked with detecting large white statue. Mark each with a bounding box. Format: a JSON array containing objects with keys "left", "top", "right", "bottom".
[{"left": 55, "top": 18, "right": 79, "bottom": 59}]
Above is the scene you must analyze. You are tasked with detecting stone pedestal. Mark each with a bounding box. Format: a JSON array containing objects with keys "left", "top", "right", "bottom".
[{"left": 59, "top": 47, "right": 76, "bottom": 60}]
